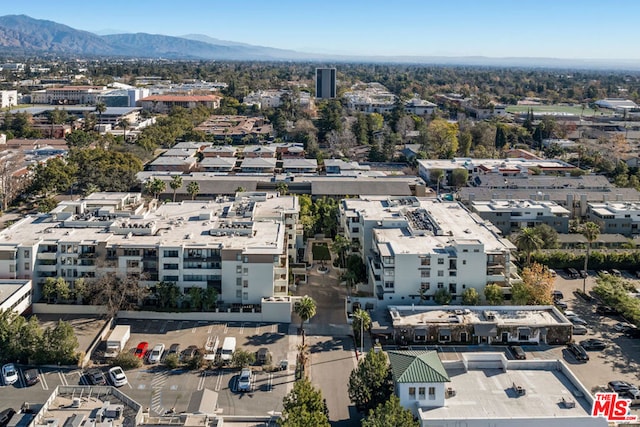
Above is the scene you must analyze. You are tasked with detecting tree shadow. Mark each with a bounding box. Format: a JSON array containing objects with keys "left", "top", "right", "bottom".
[{"left": 243, "top": 332, "right": 286, "bottom": 346}]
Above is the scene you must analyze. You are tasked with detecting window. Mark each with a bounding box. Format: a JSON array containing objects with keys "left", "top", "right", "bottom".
[
  {"left": 437, "top": 271, "right": 444, "bottom": 277},
  {"left": 124, "top": 248, "right": 139, "bottom": 257},
  {"left": 420, "top": 282, "right": 430, "bottom": 291},
  {"left": 429, "top": 387, "right": 436, "bottom": 399},
  {"left": 473, "top": 249, "right": 480, "bottom": 253},
  {"left": 437, "top": 258, "right": 444, "bottom": 265},
  {"left": 236, "top": 277, "right": 242, "bottom": 287},
  {"left": 242, "top": 292, "right": 248, "bottom": 300},
  {"left": 24, "top": 262, "right": 29, "bottom": 270},
  {"left": 163, "top": 263, "right": 179, "bottom": 270},
  {"left": 23, "top": 250, "right": 30, "bottom": 257},
  {"left": 384, "top": 281, "right": 394, "bottom": 289},
  {"left": 163, "top": 275, "right": 179, "bottom": 282},
  {"left": 409, "top": 387, "right": 416, "bottom": 399},
  {"left": 236, "top": 290, "right": 242, "bottom": 298},
  {"left": 437, "top": 282, "right": 444, "bottom": 289},
  {"left": 243, "top": 268, "right": 249, "bottom": 275},
  {"left": 420, "top": 257, "right": 430, "bottom": 266},
  {"left": 462, "top": 260, "right": 466, "bottom": 265},
  {"left": 421, "top": 270, "right": 430, "bottom": 278},
  {"left": 236, "top": 265, "right": 242, "bottom": 274},
  {"left": 244, "top": 256, "right": 249, "bottom": 263},
  {"left": 243, "top": 280, "right": 249, "bottom": 288},
  {"left": 418, "top": 387, "right": 426, "bottom": 399}
]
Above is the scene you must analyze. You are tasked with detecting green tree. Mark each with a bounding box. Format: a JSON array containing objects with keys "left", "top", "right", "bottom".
[
  {"left": 66, "top": 129, "right": 95, "bottom": 148},
  {"left": 169, "top": 175, "right": 183, "bottom": 202},
  {"left": 450, "top": 168, "right": 469, "bottom": 190},
  {"left": 144, "top": 177, "right": 166, "bottom": 199},
  {"left": 510, "top": 282, "right": 531, "bottom": 305},
  {"left": 189, "top": 286, "right": 203, "bottom": 311},
  {"left": 280, "top": 377, "right": 330, "bottom": 427},
  {"left": 461, "top": 288, "right": 480, "bottom": 305},
  {"left": 231, "top": 349, "right": 256, "bottom": 368},
  {"left": 495, "top": 124, "right": 508, "bottom": 149},
  {"left": 110, "top": 352, "right": 142, "bottom": 370},
  {"left": 427, "top": 118, "right": 459, "bottom": 158},
  {"left": 294, "top": 296, "right": 316, "bottom": 345},
  {"left": 362, "top": 396, "right": 418, "bottom": 427},
  {"left": 47, "top": 108, "right": 67, "bottom": 138},
  {"left": 331, "top": 234, "right": 351, "bottom": 268},
  {"left": 532, "top": 224, "right": 558, "bottom": 249},
  {"left": 458, "top": 130, "right": 472, "bottom": 156},
  {"left": 276, "top": 182, "right": 289, "bottom": 195},
  {"left": 317, "top": 99, "right": 343, "bottom": 142},
  {"left": 434, "top": 288, "right": 452, "bottom": 305},
  {"left": 348, "top": 349, "right": 393, "bottom": 413},
  {"left": 155, "top": 281, "right": 180, "bottom": 309},
  {"left": 40, "top": 320, "right": 79, "bottom": 365},
  {"left": 203, "top": 287, "right": 218, "bottom": 311},
  {"left": 484, "top": 284, "right": 504, "bottom": 305},
  {"left": 163, "top": 353, "right": 180, "bottom": 369},
  {"left": 187, "top": 181, "right": 200, "bottom": 200},
  {"left": 514, "top": 228, "right": 543, "bottom": 266},
  {"left": 118, "top": 118, "right": 130, "bottom": 142}
]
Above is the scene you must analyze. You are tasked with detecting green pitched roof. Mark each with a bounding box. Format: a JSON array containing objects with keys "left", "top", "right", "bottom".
[{"left": 387, "top": 350, "right": 450, "bottom": 384}]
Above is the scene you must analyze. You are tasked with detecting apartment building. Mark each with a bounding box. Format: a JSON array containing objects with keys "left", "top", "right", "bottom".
[
  {"left": 0, "top": 192, "right": 300, "bottom": 305},
  {"left": 471, "top": 199, "right": 570, "bottom": 234},
  {"left": 340, "top": 197, "right": 518, "bottom": 304},
  {"left": 140, "top": 94, "right": 221, "bottom": 114},
  {"left": 243, "top": 89, "right": 312, "bottom": 110},
  {"left": 31, "top": 86, "right": 110, "bottom": 105},
  {"left": 0, "top": 90, "right": 18, "bottom": 108},
  {"left": 587, "top": 201, "right": 640, "bottom": 236}
]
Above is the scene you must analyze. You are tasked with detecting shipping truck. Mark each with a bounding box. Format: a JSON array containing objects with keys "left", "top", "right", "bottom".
[{"left": 104, "top": 325, "right": 131, "bottom": 358}]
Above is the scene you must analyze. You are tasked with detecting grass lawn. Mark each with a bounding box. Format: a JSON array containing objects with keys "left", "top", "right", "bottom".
[{"left": 312, "top": 243, "right": 331, "bottom": 261}]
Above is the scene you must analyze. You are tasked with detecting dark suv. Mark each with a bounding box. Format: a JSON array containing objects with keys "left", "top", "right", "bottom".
[
  {"left": 567, "top": 343, "right": 589, "bottom": 362},
  {"left": 0, "top": 408, "right": 15, "bottom": 427},
  {"left": 509, "top": 345, "right": 526, "bottom": 360}
]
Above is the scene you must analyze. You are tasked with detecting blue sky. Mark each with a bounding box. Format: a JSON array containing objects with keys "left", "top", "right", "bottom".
[{"left": 4, "top": 0, "right": 640, "bottom": 59}]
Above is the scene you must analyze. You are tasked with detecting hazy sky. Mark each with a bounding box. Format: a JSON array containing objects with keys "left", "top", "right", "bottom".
[{"left": 4, "top": 0, "right": 640, "bottom": 60}]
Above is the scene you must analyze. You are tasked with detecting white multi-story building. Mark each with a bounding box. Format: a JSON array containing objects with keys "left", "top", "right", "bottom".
[
  {"left": 343, "top": 82, "right": 397, "bottom": 114},
  {"left": 243, "top": 89, "right": 312, "bottom": 110},
  {"left": 587, "top": 201, "right": 640, "bottom": 236},
  {"left": 31, "top": 86, "right": 110, "bottom": 105},
  {"left": 0, "top": 90, "right": 18, "bottom": 108},
  {"left": 340, "top": 197, "right": 518, "bottom": 303},
  {"left": 471, "top": 199, "right": 571, "bottom": 235},
  {"left": 0, "top": 192, "right": 300, "bottom": 305}
]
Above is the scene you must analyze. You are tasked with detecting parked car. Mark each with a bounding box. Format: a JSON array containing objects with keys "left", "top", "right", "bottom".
[
  {"left": 256, "top": 348, "right": 272, "bottom": 365},
  {"left": 181, "top": 345, "right": 200, "bottom": 361},
  {"left": 548, "top": 268, "right": 557, "bottom": 277},
  {"left": 108, "top": 366, "right": 128, "bottom": 387},
  {"left": 148, "top": 344, "right": 165, "bottom": 364},
  {"left": 572, "top": 325, "right": 588, "bottom": 335},
  {"left": 596, "top": 305, "right": 619, "bottom": 315},
  {"left": 613, "top": 322, "right": 635, "bottom": 332},
  {"left": 611, "top": 269, "right": 622, "bottom": 277},
  {"left": 580, "top": 339, "right": 607, "bottom": 351},
  {"left": 608, "top": 380, "right": 637, "bottom": 394},
  {"left": 567, "top": 343, "right": 589, "bottom": 362},
  {"left": 0, "top": 408, "right": 16, "bottom": 427},
  {"left": 569, "top": 316, "right": 588, "bottom": 326},
  {"left": 134, "top": 342, "right": 149, "bottom": 359},
  {"left": 2, "top": 364, "right": 18, "bottom": 386},
  {"left": 23, "top": 369, "right": 39, "bottom": 386},
  {"left": 565, "top": 268, "right": 579, "bottom": 279},
  {"left": 552, "top": 290, "right": 564, "bottom": 300},
  {"left": 625, "top": 328, "right": 640, "bottom": 338},
  {"left": 167, "top": 343, "right": 180, "bottom": 357},
  {"left": 579, "top": 270, "right": 588, "bottom": 278},
  {"left": 555, "top": 301, "right": 568, "bottom": 310},
  {"left": 599, "top": 270, "right": 610, "bottom": 276},
  {"left": 237, "top": 368, "right": 252, "bottom": 392},
  {"left": 87, "top": 369, "right": 107, "bottom": 385},
  {"left": 509, "top": 345, "right": 526, "bottom": 360}
]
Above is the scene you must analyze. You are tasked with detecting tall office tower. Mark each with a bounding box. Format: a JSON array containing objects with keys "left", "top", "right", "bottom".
[{"left": 315, "top": 68, "right": 336, "bottom": 99}]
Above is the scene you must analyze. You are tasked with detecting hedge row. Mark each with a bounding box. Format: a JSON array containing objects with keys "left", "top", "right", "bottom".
[{"left": 530, "top": 251, "right": 640, "bottom": 271}]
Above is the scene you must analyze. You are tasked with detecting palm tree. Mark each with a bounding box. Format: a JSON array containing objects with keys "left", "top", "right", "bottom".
[
  {"left": 276, "top": 182, "right": 289, "bottom": 195},
  {"left": 169, "top": 175, "right": 183, "bottom": 202},
  {"left": 144, "top": 178, "right": 166, "bottom": 199},
  {"left": 331, "top": 234, "right": 351, "bottom": 268},
  {"left": 95, "top": 103, "right": 107, "bottom": 126},
  {"left": 581, "top": 221, "right": 600, "bottom": 292},
  {"left": 118, "top": 118, "right": 130, "bottom": 142},
  {"left": 514, "top": 228, "right": 543, "bottom": 266},
  {"left": 187, "top": 181, "right": 199, "bottom": 200},
  {"left": 294, "top": 296, "right": 316, "bottom": 345}
]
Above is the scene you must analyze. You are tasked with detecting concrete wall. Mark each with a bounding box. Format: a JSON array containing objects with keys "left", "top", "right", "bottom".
[
  {"left": 32, "top": 303, "right": 109, "bottom": 315},
  {"left": 80, "top": 317, "right": 114, "bottom": 367}
]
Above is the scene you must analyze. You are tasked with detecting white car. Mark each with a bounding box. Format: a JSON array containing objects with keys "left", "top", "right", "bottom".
[
  {"left": 108, "top": 366, "right": 128, "bottom": 387},
  {"left": 237, "top": 368, "right": 252, "bottom": 392},
  {"left": 148, "top": 344, "right": 165, "bottom": 364},
  {"left": 613, "top": 322, "right": 635, "bottom": 332},
  {"left": 2, "top": 363, "right": 18, "bottom": 385}
]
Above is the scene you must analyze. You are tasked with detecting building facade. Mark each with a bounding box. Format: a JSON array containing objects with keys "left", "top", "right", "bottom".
[
  {"left": 315, "top": 68, "right": 337, "bottom": 99},
  {"left": 587, "top": 201, "right": 640, "bottom": 236},
  {"left": 0, "top": 192, "right": 300, "bottom": 305},
  {"left": 340, "top": 197, "right": 519, "bottom": 303},
  {"left": 471, "top": 199, "right": 570, "bottom": 235}
]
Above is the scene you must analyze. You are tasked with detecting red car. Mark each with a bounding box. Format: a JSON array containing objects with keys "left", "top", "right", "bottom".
[{"left": 134, "top": 342, "right": 149, "bottom": 359}]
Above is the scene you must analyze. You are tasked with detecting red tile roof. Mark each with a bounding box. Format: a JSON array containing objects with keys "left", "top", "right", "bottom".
[{"left": 141, "top": 95, "right": 221, "bottom": 102}]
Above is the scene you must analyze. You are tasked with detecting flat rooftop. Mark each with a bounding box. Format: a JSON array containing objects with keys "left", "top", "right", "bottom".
[
  {"left": 420, "top": 355, "right": 604, "bottom": 425},
  {"left": 388, "top": 306, "right": 571, "bottom": 327},
  {"left": 34, "top": 386, "right": 142, "bottom": 427},
  {"left": 0, "top": 279, "right": 30, "bottom": 305},
  {"left": 344, "top": 198, "right": 513, "bottom": 253}
]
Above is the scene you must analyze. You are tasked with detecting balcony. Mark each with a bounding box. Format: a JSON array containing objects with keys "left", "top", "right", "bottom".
[
  {"left": 37, "top": 252, "right": 57, "bottom": 260},
  {"left": 79, "top": 252, "right": 96, "bottom": 259},
  {"left": 37, "top": 264, "right": 57, "bottom": 272}
]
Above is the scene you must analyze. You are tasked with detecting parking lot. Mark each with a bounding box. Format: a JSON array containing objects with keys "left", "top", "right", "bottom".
[{"left": 102, "top": 318, "right": 297, "bottom": 416}]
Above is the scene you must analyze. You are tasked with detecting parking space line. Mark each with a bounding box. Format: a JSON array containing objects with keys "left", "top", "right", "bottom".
[
  {"left": 215, "top": 369, "right": 225, "bottom": 391},
  {"left": 271, "top": 324, "right": 277, "bottom": 333},
  {"left": 58, "top": 371, "right": 68, "bottom": 386},
  {"left": 39, "top": 369, "right": 49, "bottom": 390},
  {"left": 144, "top": 322, "right": 151, "bottom": 333},
  {"left": 207, "top": 325, "right": 213, "bottom": 334},
  {"left": 267, "top": 373, "right": 273, "bottom": 392},
  {"left": 255, "top": 323, "right": 262, "bottom": 334},
  {"left": 198, "top": 371, "right": 207, "bottom": 391},
  {"left": 239, "top": 323, "right": 245, "bottom": 334},
  {"left": 160, "top": 321, "right": 168, "bottom": 333},
  {"left": 223, "top": 323, "right": 228, "bottom": 334}
]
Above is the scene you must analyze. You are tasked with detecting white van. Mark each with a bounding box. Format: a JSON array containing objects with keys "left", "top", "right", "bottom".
[{"left": 220, "top": 337, "right": 236, "bottom": 363}]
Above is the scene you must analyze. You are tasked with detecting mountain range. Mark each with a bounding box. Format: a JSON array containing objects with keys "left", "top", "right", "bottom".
[{"left": 0, "top": 14, "right": 637, "bottom": 69}]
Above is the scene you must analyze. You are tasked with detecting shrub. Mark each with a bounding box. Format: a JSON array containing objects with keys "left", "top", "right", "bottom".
[
  {"left": 163, "top": 353, "right": 180, "bottom": 369},
  {"left": 110, "top": 352, "right": 142, "bottom": 370}
]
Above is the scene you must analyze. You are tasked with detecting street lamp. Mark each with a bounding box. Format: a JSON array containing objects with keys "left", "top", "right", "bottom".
[
  {"left": 354, "top": 310, "right": 364, "bottom": 355},
  {"left": 436, "top": 174, "right": 443, "bottom": 198}
]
